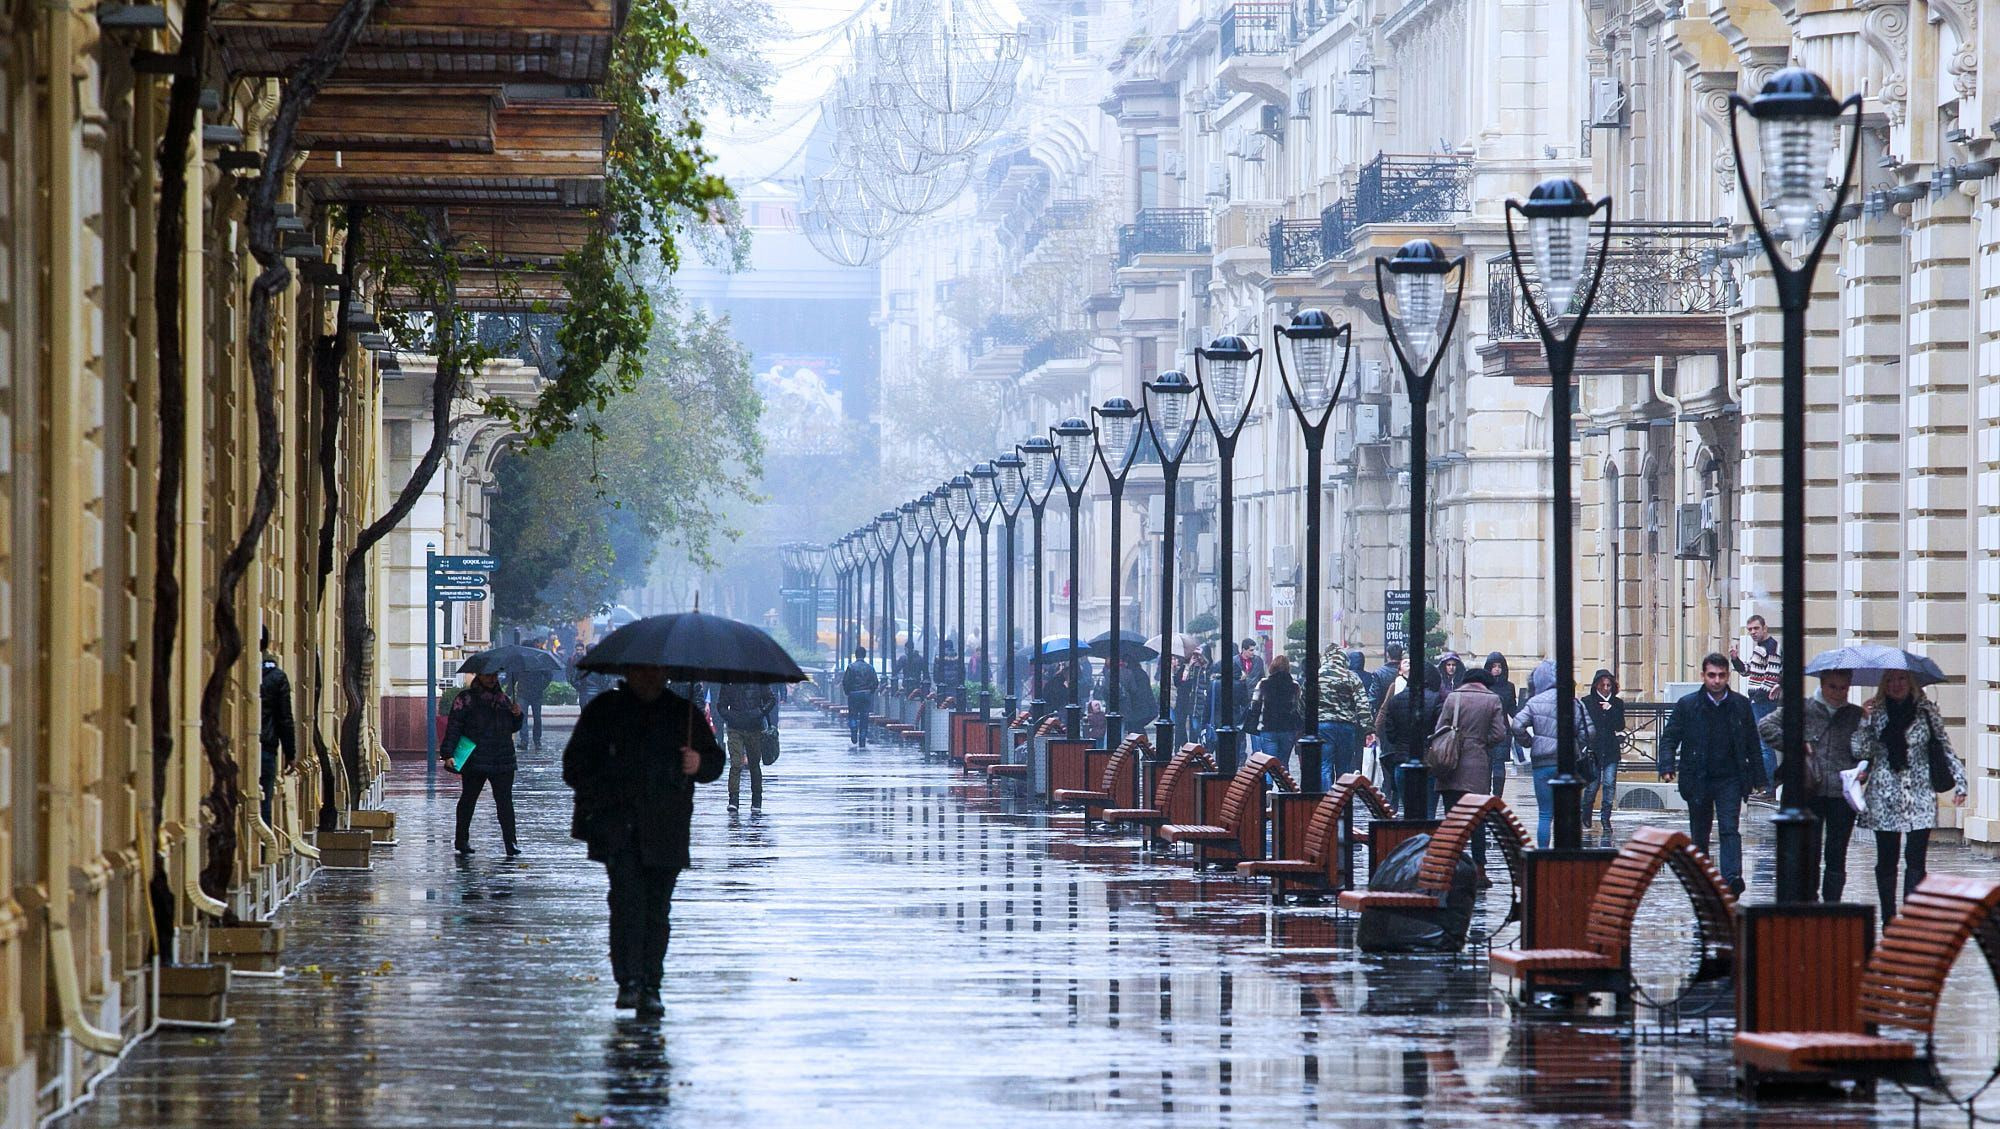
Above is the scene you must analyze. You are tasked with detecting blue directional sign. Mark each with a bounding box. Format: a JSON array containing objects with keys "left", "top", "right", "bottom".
[
  {"left": 433, "top": 586, "right": 489, "bottom": 601},
  {"left": 433, "top": 571, "right": 490, "bottom": 587},
  {"left": 433, "top": 554, "right": 499, "bottom": 571}
]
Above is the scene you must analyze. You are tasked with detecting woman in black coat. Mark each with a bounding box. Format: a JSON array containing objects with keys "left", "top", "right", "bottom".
[{"left": 441, "top": 670, "right": 525, "bottom": 856}]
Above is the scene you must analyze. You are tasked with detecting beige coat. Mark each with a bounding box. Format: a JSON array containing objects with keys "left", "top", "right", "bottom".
[{"left": 1430, "top": 682, "right": 1511, "bottom": 794}]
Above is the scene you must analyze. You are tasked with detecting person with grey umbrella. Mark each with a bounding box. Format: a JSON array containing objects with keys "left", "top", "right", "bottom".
[
  {"left": 1854, "top": 669, "right": 1965, "bottom": 918},
  {"left": 440, "top": 669, "right": 524, "bottom": 857}
]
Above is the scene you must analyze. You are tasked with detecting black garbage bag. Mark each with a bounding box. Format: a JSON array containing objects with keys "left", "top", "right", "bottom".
[{"left": 1354, "top": 833, "right": 1477, "bottom": 953}]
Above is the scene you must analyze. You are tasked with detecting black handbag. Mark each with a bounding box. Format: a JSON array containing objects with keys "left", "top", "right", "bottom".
[
  {"left": 760, "top": 729, "right": 781, "bottom": 766},
  {"left": 1925, "top": 725, "right": 1956, "bottom": 794}
]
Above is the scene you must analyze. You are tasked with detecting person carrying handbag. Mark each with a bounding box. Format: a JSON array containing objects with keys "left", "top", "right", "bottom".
[
  {"left": 716, "top": 681, "right": 779, "bottom": 813},
  {"left": 1853, "top": 669, "right": 1966, "bottom": 918},
  {"left": 1428, "top": 670, "right": 1509, "bottom": 878}
]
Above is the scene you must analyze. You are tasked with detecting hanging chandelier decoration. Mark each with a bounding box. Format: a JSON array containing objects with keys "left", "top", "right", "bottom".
[{"left": 796, "top": 0, "right": 1023, "bottom": 266}]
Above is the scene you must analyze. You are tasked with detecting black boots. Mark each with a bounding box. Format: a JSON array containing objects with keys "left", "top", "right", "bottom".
[
  {"left": 615, "top": 983, "right": 641, "bottom": 1010},
  {"left": 635, "top": 992, "right": 665, "bottom": 1018}
]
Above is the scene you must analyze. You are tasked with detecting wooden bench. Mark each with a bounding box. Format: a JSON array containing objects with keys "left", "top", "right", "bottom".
[
  {"left": 1050, "top": 733, "right": 1147, "bottom": 816},
  {"left": 1490, "top": 825, "right": 1737, "bottom": 1008},
  {"left": 1337, "top": 794, "right": 1529, "bottom": 918},
  {"left": 1102, "top": 744, "right": 1217, "bottom": 834},
  {"left": 1734, "top": 874, "right": 2000, "bottom": 1095},
  {"left": 1237, "top": 773, "right": 1394, "bottom": 899},
  {"left": 1160, "top": 753, "right": 1295, "bottom": 866}
]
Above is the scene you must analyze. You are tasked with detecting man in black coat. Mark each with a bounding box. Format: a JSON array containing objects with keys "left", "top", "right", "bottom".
[
  {"left": 1656, "top": 652, "right": 1767, "bottom": 895},
  {"left": 1376, "top": 668, "right": 1444, "bottom": 814},
  {"left": 258, "top": 627, "right": 297, "bottom": 825},
  {"left": 562, "top": 664, "right": 726, "bottom": 1017}
]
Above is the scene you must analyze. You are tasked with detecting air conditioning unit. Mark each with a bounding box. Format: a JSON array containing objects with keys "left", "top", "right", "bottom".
[
  {"left": 1195, "top": 532, "right": 1217, "bottom": 573},
  {"left": 1224, "top": 130, "right": 1243, "bottom": 159},
  {"left": 1244, "top": 134, "right": 1268, "bottom": 163},
  {"left": 1146, "top": 494, "right": 1164, "bottom": 530},
  {"left": 1336, "top": 74, "right": 1372, "bottom": 117},
  {"left": 1675, "top": 499, "right": 1717, "bottom": 559},
  {"left": 1290, "top": 82, "right": 1313, "bottom": 120},
  {"left": 1271, "top": 544, "right": 1298, "bottom": 583},
  {"left": 1259, "top": 104, "right": 1286, "bottom": 138},
  {"left": 1231, "top": 549, "right": 1250, "bottom": 589},
  {"left": 1352, "top": 402, "right": 1382, "bottom": 443},
  {"left": 1590, "top": 78, "right": 1627, "bottom": 128},
  {"left": 1197, "top": 480, "right": 1220, "bottom": 510},
  {"left": 1360, "top": 358, "right": 1389, "bottom": 395},
  {"left": 1206, "top": 161, "right": 1230, "bottom": 199},
  {"left": 1162, "top": 149, "right": 1185, "bottom": 178}
]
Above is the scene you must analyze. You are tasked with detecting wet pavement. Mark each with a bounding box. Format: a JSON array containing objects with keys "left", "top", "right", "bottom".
[{"left": 67, "top": 708, "right": 2000, "bottom": 1127}]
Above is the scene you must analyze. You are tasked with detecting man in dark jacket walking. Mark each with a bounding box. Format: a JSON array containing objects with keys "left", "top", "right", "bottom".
[
  {"left": 1370, "top": 644, "right": 1404, "bottom": 714},
  {"left": 562, "top": 664, "right": 726, "bottom": 1017},
  {"left": 258, "top": 627, "right": 297, "bottom": 825},
  {"left": 1375, "top": 668, "right": 1443, "bottom": 813},
  {"left": 715, "top": 681, "right": 779, "bottom": 812},
  {"left": 841, "top": 646, "right": 879, "bottom": 747},
  {"left": 1657, "top": 653, "right": 1767, "bottom": 894},
  {"left": 514, "top": 664, "right": 555, "bottom": 753}
]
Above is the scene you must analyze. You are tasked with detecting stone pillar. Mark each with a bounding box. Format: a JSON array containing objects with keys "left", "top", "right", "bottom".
[
  {"left": 1838, "top": 214, "right": 1907, "bottom": 644},
  {"left": 1967, "top": 174, "right": 2000, "bottom": 841},
  {"left": 1904, "top": 192, "right": 1973, "bottom": 816}
]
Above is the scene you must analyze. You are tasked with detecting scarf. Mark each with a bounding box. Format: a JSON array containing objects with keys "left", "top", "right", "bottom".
[{"left": 1882, "top": 696, "right": 1919, "bottom": 772}]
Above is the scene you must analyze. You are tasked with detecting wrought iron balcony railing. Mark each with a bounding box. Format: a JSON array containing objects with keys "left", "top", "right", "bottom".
[
  {"left": 969, "top": 315, "right": 1035, "bottom": 357},
  {"left": 1354, "top": 151, "right": 1474, "bottom": 226},
  {"left": 1221, "top": 1, "right": 1297, "bottom": 58},
  {"left": 1021, "top": 331, "right": 1092, "bottom": 373},
  {"left": 1320, "top": 198, "right": 1358, "bottom": 259},
  {"left": 1486, "top": 223, "right": 1732, "bottom": 340},
  {"left": 1269, "top": 218, "right": 1323, "bottom": 274},
  {"left": 1117, "top": 208, "right": 1212, "bottom": 266}
]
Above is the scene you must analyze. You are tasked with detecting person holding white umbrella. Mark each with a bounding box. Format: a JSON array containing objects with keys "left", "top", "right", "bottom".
[{"left": 1843, "top": 650, "right": 1967, "bottom": 919}]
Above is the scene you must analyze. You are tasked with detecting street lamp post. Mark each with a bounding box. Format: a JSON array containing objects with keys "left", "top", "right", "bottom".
[
  {"left": 917, "top": 494, "right": 939, "bottom": 690},
  {"left": 1374, "top": 239, "right": 1468, "bottom": 816},
  {"left": 1019, "top": 437, "right": 1059, "bottom": 721},
  {"left": 970, "top": 462, "right": 1000, "bottom": 719},
  {"left": 1728, "top": 68, "right": 1863, "bottom": 903},
  {"left": 995, "top": 452, "right": 1028, "bottom": 718},
  {"left": 948, "top": 474, "right": 974, "bottom": 705},
  {"left": 1192, "top": 335, "right": 1262, "bottom": 775},
  {"left": 1143, "top": 370, "right": 1202, "bottom": 794},
  {"left": 1274, "top": 309, "right": 1355, "bottom": 795},
  {"left": 800, "top": 542, "right": 828, "bottom": 668},
  {"left": 1505, "top": 178, "right": 1615, "bottom": 849},
  {"left": 865, "top": 527, "right": 882, "bottom": 671},
  {"left": 1092, "top": 398, "right": 1142, "bottom": 747},
  {"left": 1051, "top": 418, "right": 1097, "bottom": 740},
  {"left": 832, "top": 536, "right": 850, "bottom": 664},
  {"left": 900, "top": 501, "right": 920, "bottom": 689},
  {"left": 876, "top": 509, "right": 903, "bottom": 685}
]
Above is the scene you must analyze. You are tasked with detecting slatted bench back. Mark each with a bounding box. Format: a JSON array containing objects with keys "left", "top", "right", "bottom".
[
  {"left": 1859, "top": 875, "right": 2000, "bottom": 1036},
  {"left": 1412, "top": 794, "right": 1518, "bottom": 894},
  {"left": 1214, "top": 754, "right": 1281, "bottom": 830},
  {"left": 1153, "top": 744, "right": 1217, "bottom": 808},
  {"left": 1096, "top": 734, "right": 1149, "bottom": 793}
]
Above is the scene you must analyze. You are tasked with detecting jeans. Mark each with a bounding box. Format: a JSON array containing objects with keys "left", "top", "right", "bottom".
[
  {"left": 1874, "top": 828, "right": 1932, "bottom": 919},
  {"left": 1581, "top": 759, "right": 1618, "bottom": 823},
  {"left": 1531, "top": 763, "right": 1558, "bottom": 848},
  {"left": 605, "top": 852, "right": 681, "bottom": 991},
  {"left": 1319, "top": 721, "right": 1363, "bottom": 790},
  {"left": 726, "top": 728, "right": 766, "bottom": 808},
  {"left": 260, "top": 743, "right": 279, "bottom": 825},
  {"left": 518, "top": 701, "right": 544, "bottom": 751},
  {"left": 1437, "top": 788, "right": 1489, "bottom": 868},
  {"left": 1254, "top": 729, "right": 1300, "bottom": 773},
  {"left": 1487, "top": 747, "right": 1508, "bottom": 798},
  {"left": 455, "top": 768, "right": 517, "bottom": 851},
  {"left": 1685, "top": 777, "right": 1745, "bottom": 887},
  {"left": 1810, "top": 795, "right": 1856, "bottom": 902},
  {"left": 847, "top": 691, "right": 873, "bottom": 746},
  {"left": 1750, "top": 696, "right": 1778, "bottom": 783}
]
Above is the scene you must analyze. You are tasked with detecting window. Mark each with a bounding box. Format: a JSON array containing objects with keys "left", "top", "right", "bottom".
[
  {"left": 1138, "top": 337, "right": 1159, "bottom": 384},
  {"left": 1137, "top": 135, "right": 1159, "bottom": 210}
]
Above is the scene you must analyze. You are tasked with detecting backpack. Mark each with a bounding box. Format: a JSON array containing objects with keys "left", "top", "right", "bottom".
[{"left": 1423, "top": 694, "right": 1467, "bottom": 776}]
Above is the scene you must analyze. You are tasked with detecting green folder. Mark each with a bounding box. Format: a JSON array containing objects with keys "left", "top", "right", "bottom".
[{"left": 450, "top": 736, "right": 477, "bottom": 772}]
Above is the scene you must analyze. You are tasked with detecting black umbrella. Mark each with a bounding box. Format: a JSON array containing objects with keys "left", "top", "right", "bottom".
[
  {"left": 1087, "top": 628, "right": 1157, "bottom": 663},
  {"left": 459, "top": 644, "right": 563, "bottom": 677},
  {"left": 576, "top": 611, "right": 807, "bottom": 685}
]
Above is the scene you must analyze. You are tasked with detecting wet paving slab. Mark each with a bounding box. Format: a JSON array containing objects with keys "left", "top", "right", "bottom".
[{"left": 66, "top": 709, "right": 2000, "bottom": 1127}]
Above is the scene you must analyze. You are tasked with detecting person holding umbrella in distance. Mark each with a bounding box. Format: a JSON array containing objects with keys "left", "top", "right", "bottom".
[{"left": 564, "top": 606, "right": 804, "bottom": 1018}]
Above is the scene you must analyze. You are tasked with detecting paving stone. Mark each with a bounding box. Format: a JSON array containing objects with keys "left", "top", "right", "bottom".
[{"left": 63, "top": 710, "right": 2000, "bottom": 1126}]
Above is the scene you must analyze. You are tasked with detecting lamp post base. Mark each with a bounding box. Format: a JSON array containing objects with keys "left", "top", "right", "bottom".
[
  {"left": 1102, "top": 711, "right": 1121, "bottom": 750},
  {"left": 1213, "top": 726, "right": 1242, "bottom": 775},
  {"left": 1027, "top": 696, "right": 1047, "bottom": 722},
  {"left": 1772, "top": 805, "right": 1823, "bottom": 904},
  {"left": 1003, "top": 695, "right": 1019, "bottom": 720},
  {"left": 979, "top": 691, "right": 992, "bottom": 721},
  {"left": 1396, "top": 762, "right": 1431, "bottom": 819},
  {"left": 1293, "top": 735, "right": 1323, "bottom": 795},
  {"left": 1548, "top": 771, "right": 1585, "bottom": 849},
  {"left": 1064, "top": 703, "right": 1082, "bottom": 742}
]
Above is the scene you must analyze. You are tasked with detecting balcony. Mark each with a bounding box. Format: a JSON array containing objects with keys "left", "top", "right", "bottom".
[
  {"left": 1486, "top": 224, "right": 1730, "bottom": 339},
  {"left": 1319, "top": 198, "right": 1358, "bottom": 260},
  {"left": 1354, "top": 152, "right": 1474, "bottom": 226},
  {"left": 968, "top": 315, "right": 1035, "bottom": 380},
  {"left": 1117, "top": 208, "right": 1212, "bottom": 267},
  {"left": 1220, "top": 1, "right": 1297, "bottom": 58},
  {"left": 1021, "top": 331, "right": 1091, "bottom": 373},
  {"left": 1269, "top": 218, "right": 1323, "bottom": 274}
]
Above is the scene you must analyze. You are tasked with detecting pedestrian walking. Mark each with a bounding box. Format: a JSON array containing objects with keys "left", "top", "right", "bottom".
[
  {"left": 562, "top": 664, "right": 725, "bottom": 1017},
  {"left": 1482, "top": 652, "right": 1517, "bottom": 798},
  {"left": 514, "top": 663, "right": 555, "bottom": 753},
  {"left": 1732, "top": 614, "right": 1782, "bottom": 788},
  {"left": 1041, "top": 662, "right": 1076, "bottom": 720},
  {"left": 1509, "top": 682, "right": 1598, "bottom": 849},
  {"left": 1316, "top": 647, "right": 1374, "bottom": 788},
  {"left": 896, "top": 643, "right": 923, "bottom": 690},
  {"left": 715, "top": 681, "right": 779, "bottom": 812},
  {"left": 1525, "top": 654, "right": 1556, "bottom": 699},
  {"left": 1177, "top": 648, "right": 1211, "bottom": 748},
  {"left": 1755, "top": 669, "right": 1863, "bottom": 902},
  {"left": 258, "top": 626, "right": 297, "bottom": 826},
  {"left": 1580, "top": 670, "right": 1626, "bottom": 832},
  {"left": 1655, "top": 654, "right": 1765, "bottom": 894},
  {"left": 1247, "top": 654, "right": 1303, "bottom": 770},
  {"left": 1853, "top": 669, "right": 1966, "bottom": 917},
  {"left": 1436, "top": 651, "right": 1465, "bottom": 689},
  {"left": 440, "top": 669, "right": 525, "bottom": 857},
  {"left": 1370, "top": 644, "right": 1404, "bottom": 714},
  {"left": 1428, "top": 669, "right": 1510, "bottom": 878},
  {"left": 840, "top": 646, "right": 879, "bottom": 748},
  {"left": 1113, "top": 657, "right": 1158, "bottom": 735},
  {"left": 1376, "top": 667, "right": 1444, "bottom": 811},
  {"left": 1236, "top": 639, "right": 1267, "bottom": 694},
  {"left": 932, "top": 640, "right": 965, "bottom": 704}
]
